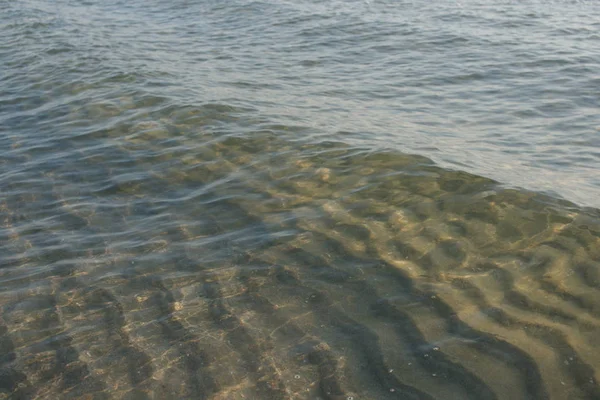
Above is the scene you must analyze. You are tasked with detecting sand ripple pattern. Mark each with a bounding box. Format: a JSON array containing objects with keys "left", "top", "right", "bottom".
[{"left": 2, "top": 100, "right": 600, "bottom": 399}]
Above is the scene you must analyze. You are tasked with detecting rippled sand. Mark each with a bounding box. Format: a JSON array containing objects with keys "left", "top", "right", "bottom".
[{"left": 2, "top": 101, "right": 600, "bottom": 399}]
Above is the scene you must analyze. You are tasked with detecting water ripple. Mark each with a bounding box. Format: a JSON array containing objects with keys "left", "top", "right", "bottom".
[{"left": 2, "top": 0, "right": 600, "bottom": 398}]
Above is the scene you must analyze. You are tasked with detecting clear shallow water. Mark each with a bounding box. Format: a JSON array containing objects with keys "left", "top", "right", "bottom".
[{"left": 1, "top": 0, "right": 600, "bottom": 399}]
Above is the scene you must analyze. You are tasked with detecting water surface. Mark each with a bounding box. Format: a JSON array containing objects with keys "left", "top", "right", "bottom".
[{"left": 1, "top": 0, "right": 600, "bottom": 399}]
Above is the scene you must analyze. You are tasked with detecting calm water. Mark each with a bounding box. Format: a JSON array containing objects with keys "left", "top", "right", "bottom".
[{"left": 1, "top": 0, "right": 600, "bottom": 399}]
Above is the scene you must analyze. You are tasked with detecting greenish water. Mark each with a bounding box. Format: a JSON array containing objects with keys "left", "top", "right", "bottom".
[{"left": 2, "top": 0, "right": 600, "bottom": 399}]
